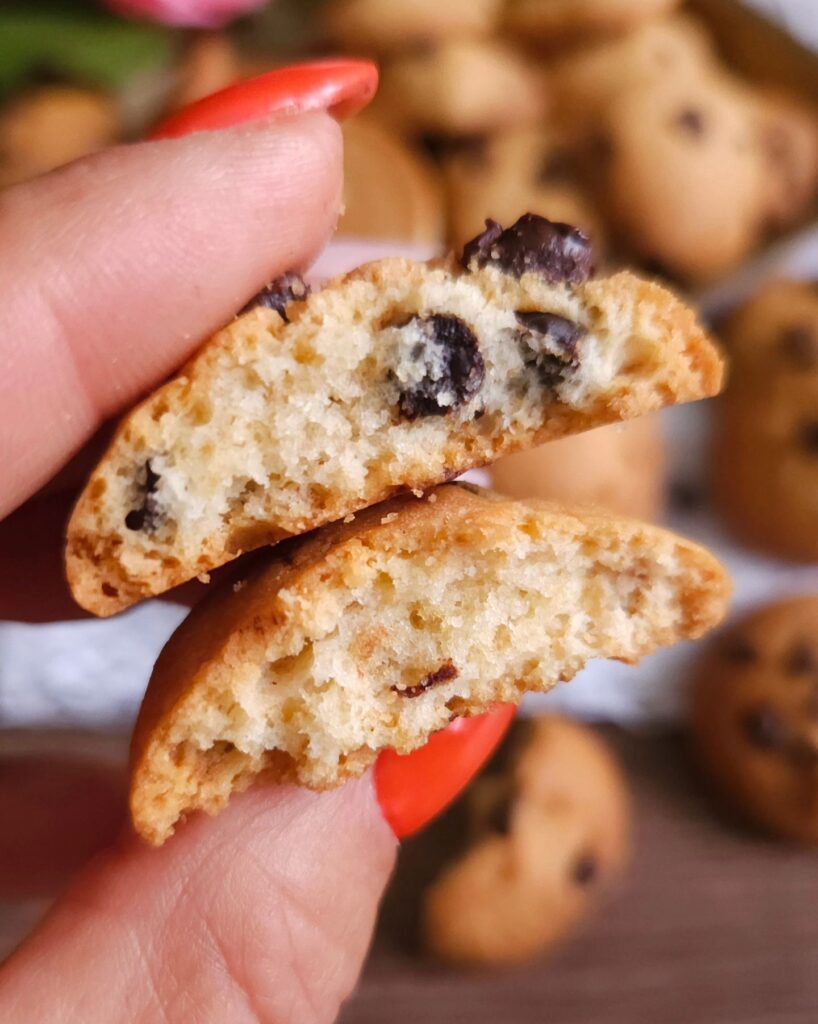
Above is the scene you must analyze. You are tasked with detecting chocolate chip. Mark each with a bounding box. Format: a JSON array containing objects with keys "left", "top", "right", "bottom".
[
  {"left": 461, "top": 214, "right": 593, "bottom": 285},
  {"left": 675, "top": 108, "right": 705, "bottom": 136},
  {"left": 722, "top": 637, "right": 758, "bottom": 665},
  {"left": 571, "top": 853, "right": 598, "bottom": 885},
  {"left": 125, "top": 460, "right": 162, "bottom": 533},
  {"left": 394, "top": 315, "right": 485, "bottom": 420},
  {"left": 515, "top": 310, "right": 584, "bottom": 388},
  {"left": 537, "top": 148, "right": 574, "bottom": 184},
  {"left": 741, "top": 704, "right": 789, "bottom": 750},
  {"left": 784, "top": 641, "right": 816, "bottom": 676},
  {"left": 780, "top": 325, "right": 818, "bottom": 369},
  {"left": 241, "top": 272, "right": 309, "bottom": 320},
  {"left": 669, "top": 480, "right": 704, "bottom": 512},
  {"left": 485, "top": 795, "right": 514, "bottom": 836},
  {"left": 799, "top": 421, "right": 818, "bottom": 454},
  {"left": 393, "top": 660, "right": 459, "bottom": 699},
  {"left": 419, "top": 133, "right": 486, "bottom": 164},
  {"left": 590, "top": 133, "right": 614, "bottom": 163}
]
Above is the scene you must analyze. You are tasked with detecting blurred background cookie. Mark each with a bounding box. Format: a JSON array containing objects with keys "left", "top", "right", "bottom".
[
  {"left": 167, "top": 32, "right": 241, "bottom": 110},
  {"left": 594, "top": 73, "right": 768, "bottom": 282},
  {"left": 443, "top": 126, "right": 605, "bottom": 254},
  {"left": 752, "top": 89, "right": 818, "bottom": 232},
  {"left": 423, "top": 716, "right": 630, "bottom": 966},
  {"left": 712, "top": 279, "right": 818, "bottom": 561},
  {"left": 373, "top": 39, "right": 545, "bottom": 138},
  {"left": 338, "top": 117, "right": 445, "bottom": 243},
  {"left": 0, "top": 85, "right": 120, "bottom": 188},
  {"left": 322, "top": 0, "right": 502, "bottom": 55},
  {"left": 490, "top": 416, "right": 664, "bottom": 521},
  {"left": 690, "top": 598, "right": 818, "bottom": 844},
  {"left": 505, "top": 0, "right": 681, "bottom": 46},
  {"left": 547, "top": 15, "right": 716, "bottom": 134}
]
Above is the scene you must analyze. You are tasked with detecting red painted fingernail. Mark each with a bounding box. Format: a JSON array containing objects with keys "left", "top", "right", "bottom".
[
  {"left": 374, "top": 704, "right": 516, "bottom": 839},
  {"left": 150, "top": 58, "right": 379, "bottom": 140}
]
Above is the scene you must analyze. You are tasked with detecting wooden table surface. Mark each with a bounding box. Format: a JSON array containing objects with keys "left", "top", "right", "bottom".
[
  {"left": 342, "top": 728, "right": 818, "bottom": 1024},
  {"left": 2, "top": 727, "right": 818, "bottom": 1021}
]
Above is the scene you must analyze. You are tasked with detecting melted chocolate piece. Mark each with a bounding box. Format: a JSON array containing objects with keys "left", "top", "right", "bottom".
[
  {"left": 461, "top": 214, "right": 593, "bottom": 284},
  {"left": 394, "top": 660, "right": 459, "bottom": 699},
  {"left": 675, "top": 108, "right": 705, "bottom": 136},
  {"left": 537, "top": 148, "right": 574, "bottom": 184},
  {"left": 799, "top": 421, "right": 818, "bottom": 454},
  {"left": 669, "top": 479, "right": 705, "bottom": 512},
  {"left": 571, "top": 853, "right": 599, "bottom": 885},
  {"left": 741, "top": 704, "right": 789, "bottom": 750},
  {"left": 125, "top": 460, "right": 162, "bottom": 533},
  {"left": 241, "top": 272, "right": 310, "bottom": 320},
  {"left": 722, "top": 637, "right": 758, "bottom": 665},
  {"left": 395, "top": 314, "right": 485, "bottom": 420},
  {"left": 515, "top": 310, "right": 584, "bottom": 387},
  {"left": 780, "top": 325, "right": 818, "bottom": 369},
  {"left": 785, "top": 641, "right": 816, "bottom": 676}
]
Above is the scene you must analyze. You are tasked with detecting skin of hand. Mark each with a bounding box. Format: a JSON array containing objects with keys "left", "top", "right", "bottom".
[{"left": 0, "top": 87, "right": 397, "bottom": 1023}]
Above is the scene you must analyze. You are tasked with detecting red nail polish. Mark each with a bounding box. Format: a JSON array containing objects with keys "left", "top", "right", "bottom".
[
  {"left": 374, "top": 704, "right": 516, "bottom": 839},
  {"left": 150, "top": 58, "right": 379, "bottom": 140}
]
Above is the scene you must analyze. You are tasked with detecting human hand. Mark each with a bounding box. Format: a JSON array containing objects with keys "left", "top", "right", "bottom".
[{"left": 0, "top": 62, "right": 512, "bottom": 1022}]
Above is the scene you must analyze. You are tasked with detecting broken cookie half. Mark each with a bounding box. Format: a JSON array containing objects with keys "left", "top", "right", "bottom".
[
  {"left": 66, "top": 214, "right": 724, "bottom": 616},
  {"left": 130, "top": 484, "right": 730, "bottom": 845}
]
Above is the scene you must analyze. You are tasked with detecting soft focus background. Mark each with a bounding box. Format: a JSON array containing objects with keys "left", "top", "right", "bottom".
[{"left": 2, "top": 1, "right": 818, "bottom": 1021}]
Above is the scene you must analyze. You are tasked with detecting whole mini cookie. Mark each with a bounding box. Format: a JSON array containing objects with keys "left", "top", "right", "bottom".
[
  {"left": 505, "top": 0, "right": 681, "bottom": 44},
  {"left": 691, "top": 597, "right": 818, "bottom": 844},
  {"left": 373, "top": 39, "right": 544, "bottom": 137},
  {"left": 322, "top": 0, "right": 502, "bottom": 55},
  {"left": 423, "top": 716, "right": 630, "bottom": 965},
  {"left": 444, "top": 128, "right": 605, "bottom": 254},
  {"left": 490, "top": 415, "right": 664, "bottom": 521},
  {"left": 597, "top": 73, "right": 767, "bottom": 281},
  {"left": 338, "top": 118, "right": 445, "bottom": 244},
  {"left": 129, "top": 484, "right": 729, "bottom": 844},
  {"left": 712, "top": 279, "right": 818, "bottom": 561},
  {"left": 548, "top": 15, "right": 716, "bottom": 133}
]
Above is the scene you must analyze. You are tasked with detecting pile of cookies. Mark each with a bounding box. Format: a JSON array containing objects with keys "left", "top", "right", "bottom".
[{"left": 321, "top": 0, "right": 818, "bottom": 284}]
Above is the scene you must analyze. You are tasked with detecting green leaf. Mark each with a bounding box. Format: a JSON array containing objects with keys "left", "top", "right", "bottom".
[{"left": 0, "top": 7, "right": 177, "bottom": 98}]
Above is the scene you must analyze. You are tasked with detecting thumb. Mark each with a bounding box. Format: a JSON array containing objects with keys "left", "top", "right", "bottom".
[
  {"left": 0, "top": 779, "right": 395, "bottom": 1023},
  {"left": 0, "top": 110, "right": 342, "bottom": 517}
]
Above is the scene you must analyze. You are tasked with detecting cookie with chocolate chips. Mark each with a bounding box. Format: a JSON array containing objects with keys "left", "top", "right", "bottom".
[
  {"left": 691, "top": 597, "right": 818, "bottom": 844},
  {"left": 66, "top": 212, "right": 723, "bottom": 616},
  {"left": 443, "top": 127, "right": 605, "bottom": 254},
  {"left": 712, "top": 280, "right": 818, "bottom": 562},
  {"left": 596, "top": 74, "right": 768, "bottom": 282},
  {"left": 505, "top": 0, "right": 680, "bottom": 45},
  {"left": 423, "top": 715, "right": 631, "bottom": 965}
]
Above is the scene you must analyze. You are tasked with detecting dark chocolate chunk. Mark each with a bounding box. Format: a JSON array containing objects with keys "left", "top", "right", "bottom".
[
  {"left": 741, "top": 704, "right": 789, "bottom": 750},
  {"left": 419, "top": 133, "right": 487, "bottom": 164},
  {"left": 485, "top": 795, "right": 514, "bottom": 836},
  {"left": 780, "top": 324, "right": 818, "bottom": 369},
  {"left": 537, "top": 148, "right": 574, "bottom": 184},
  {"left": 784, "top": 641, "right": 816, "bottom": 676},
  {"left": 395, "top": 315, "right": 485, "bottom": 420},
  {"left": 393, "top": 660, "right": 459, "bottom": 699},
  {"left": 722, "top": 636, "right": 758, "bottom": 665},
  {"left": 669, "top": 479, "right": 704, "bottom": 512},
  {"left": 461, "top": 214, "right": 593, "bottom": 285},
  {"left": 675, "top": 108, "right": 705, "bottom": 136},
  {"left": 799, "top": 421, "right": 818, "bottom": 454},
  {"left": 571, "top": 853, "right": 598, "bottom": 886},
  {"left": 515, "top": 310, "right": 584, "bottom": 388},
  {"left": 125, "top": 460, "right": 162, "bottom": 533},
  {"left": 241, "top": 272, "right": 310, "bottom": 320}
]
